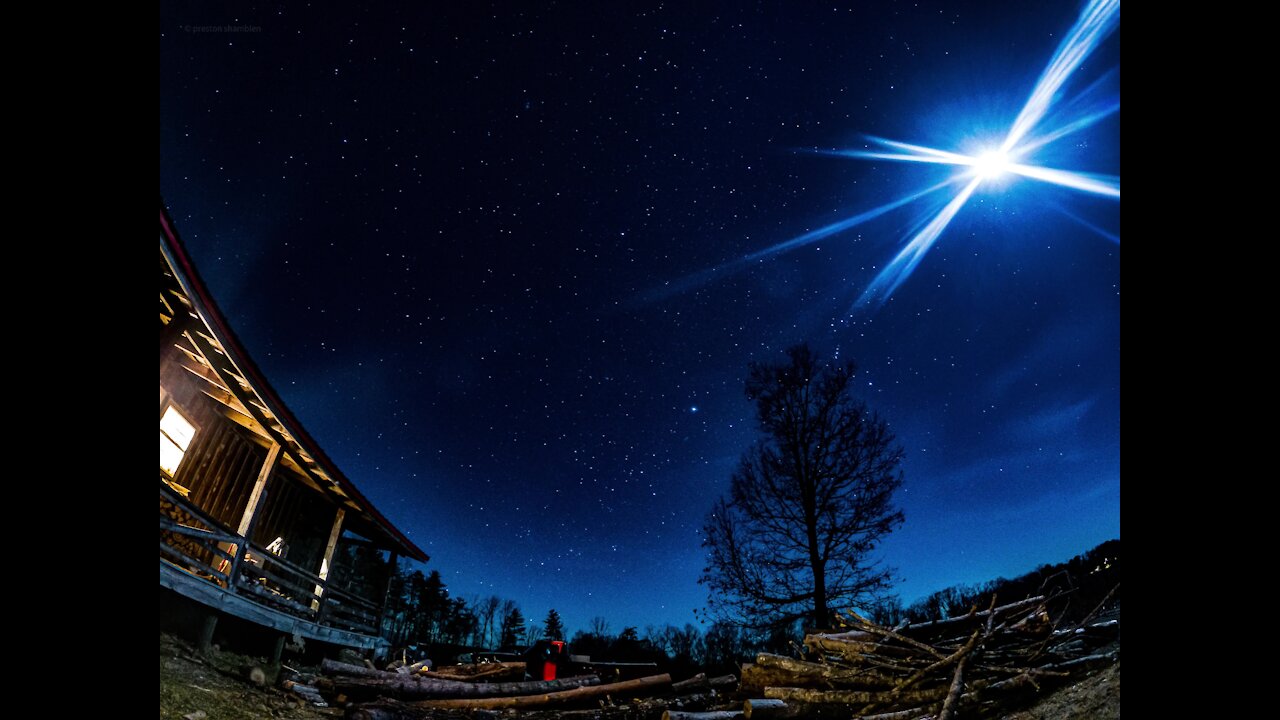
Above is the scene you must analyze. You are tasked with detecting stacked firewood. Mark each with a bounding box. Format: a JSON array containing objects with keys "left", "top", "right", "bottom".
[{"left": 738, "top": 592, "right": 1120, "bottom": 720}]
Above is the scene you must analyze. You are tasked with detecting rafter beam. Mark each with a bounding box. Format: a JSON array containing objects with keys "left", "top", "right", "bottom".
[{"left": 181, "top": 326, "right": 359, "bottom": 514}]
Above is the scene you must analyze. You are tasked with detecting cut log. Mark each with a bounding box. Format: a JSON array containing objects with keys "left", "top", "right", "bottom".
[
  {"left": 322, "top": 658, "right": 397, "bottom": 679},
  {"left": 325, "top": 658, "right": 528, "bottom": 683},
  {"left": 708, "top": 674, "right": 739, "bottom": 688},
  {"left": 422, "top": 662, "right": 525, "bottom": 682},
  {"left": 890, "top": 596, "right": 1047, "bottom": 643},
  {"left": 672, "top": 673, "right": 708, "bottom": 692},
  {"left": 814, "top": 596, "right": 1045, "bottom": 646},
  {"left": 803, "top": 634, "right": 899, "bottom": 658},
  {"left": 342, "top": 701, "right": 430, "bottom": 720},
  {"left": 754, "top": 654, "right": 897, "bottom": 688},
  {"left": 742, "top": 698, "right": 787, "bottom": 719},
  {"left": 935, "top": 651, "right": 969, "bottom": 720},
  {"left": 410, "top": 673, "right": 673, "bottom": 710},
  {"left": 763, "top": 683, "right": 967, "bottom": 706},
  {"left": 331, "top": 673, "right": 600, "bottom": 700},
  {"left": 856, "top": 706, "right": 936, "bottom": 720},
  {"left": 1046, "top": 650, "right": 1119, "bottom": 671},
  {"left": 666, "top": 710, "right": 744, "bottom": 720},
  {"left": 677, "top": 673, "right": 739, "bottom": 692},
  {"left": 739, "top": 665, "right": 796, "bottom": 694}
]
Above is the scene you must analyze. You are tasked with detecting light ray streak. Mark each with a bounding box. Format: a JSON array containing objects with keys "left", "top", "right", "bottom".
[
  {"left": 741, "top": 178, "right": 959, "bottom": 264},
  {"left": 1001, "top": 0, "right": 1120, "bottom": 152},
  {"left": 816, "top": 150, "right": 973, "bottom": 167},
  {"left": 1051, "top": 204, "right": 1119, "bottom": 244},
  {"left": 873, "top": 138, "right": 975, "bottom": 162},
  {"left": 630, "top": 178, "right": 958, "bottom": 306},
  {"left": 1016, "top": 101, "right": 1119, "bottom": 155},
  {"left": 1006, "top": 163, "right": 1119, "bottom": 198},
  {"left": 857, "top": 177, "right": 983, "bottom": 308}
]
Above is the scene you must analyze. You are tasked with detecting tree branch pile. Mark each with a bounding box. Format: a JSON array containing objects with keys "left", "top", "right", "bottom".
[{"left": 737, "top": 593, "right": 1119, "bottom": 719}]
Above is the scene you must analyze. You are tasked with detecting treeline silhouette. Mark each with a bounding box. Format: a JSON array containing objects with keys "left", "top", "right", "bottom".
[
  {"left": 370, "top": 539, "right": 1119, "bottom": 675},
  {"left": 866, "top": 538, "right": 1121, "bottom": 627}
]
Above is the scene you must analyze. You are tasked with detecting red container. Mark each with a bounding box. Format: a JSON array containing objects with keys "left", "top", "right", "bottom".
[{"left": 542, "top": 641, "right": 566, "bottom": 680}]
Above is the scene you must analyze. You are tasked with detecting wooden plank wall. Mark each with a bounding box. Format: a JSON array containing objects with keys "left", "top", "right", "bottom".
[
  {"left": 250, "top": 466, "right": 333, "bottom": 575},
  {"left": 161, "top": 349, "right": 266, "bottom": 530}
]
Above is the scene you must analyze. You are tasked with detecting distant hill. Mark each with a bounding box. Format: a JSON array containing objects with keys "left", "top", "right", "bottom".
[{"left": 870, "top": 539, "right": 1120, "bottom": 626}]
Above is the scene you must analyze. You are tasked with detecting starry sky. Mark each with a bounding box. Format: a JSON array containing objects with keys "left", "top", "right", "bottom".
[{"left": 160, "top": 1, "right": 1119, "bottom": 636}]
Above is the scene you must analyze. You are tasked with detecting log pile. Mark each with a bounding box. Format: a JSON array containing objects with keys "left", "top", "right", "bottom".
[
  {"left": 316, "top": 658, "right": 741, "bottom": 719},
  {"left": 738, "top": 593, "right": 1119, "bottom": 720},
  {"left": 306, "top": 590, "right": 1116, "bottom": 719}
]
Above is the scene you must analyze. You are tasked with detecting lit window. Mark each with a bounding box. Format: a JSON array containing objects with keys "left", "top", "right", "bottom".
[{"left": 160, "top": 405, "right": 196, "bottom": 476}]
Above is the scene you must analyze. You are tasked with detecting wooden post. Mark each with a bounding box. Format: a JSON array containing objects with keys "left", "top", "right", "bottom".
[
  {"left": 238, "top": 442, "right": 282, "bottom": 537},
  {"left": 271, "top": 633, "right": 286, "bottom": 666},
  {"left": 314, "top": 508, "right": 346, "bottom": 613},
  {"left": 377, "top": 551, "right": 400, "bottom": 637},
  {"left": 227, "top": 441, "right": 281, "bottom": 587},
  {"left": 198, "top": 612, "right": 219, "bottom": 655}
]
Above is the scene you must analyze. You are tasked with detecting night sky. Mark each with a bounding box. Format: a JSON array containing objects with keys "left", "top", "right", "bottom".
[{"left": 160, "top": 1, "right": 1119, "bottom": 636}]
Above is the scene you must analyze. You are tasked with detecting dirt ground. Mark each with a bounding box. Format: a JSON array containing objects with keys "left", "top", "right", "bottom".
[
  {"left": 160, "top": 633, "right": 1118, "bottom": 720},
  {"left": 160, "top": 634, "right": 337, "bottom": 720},
  {"left": 998, "top": 662, "right": 1120, "bottom": 720}
]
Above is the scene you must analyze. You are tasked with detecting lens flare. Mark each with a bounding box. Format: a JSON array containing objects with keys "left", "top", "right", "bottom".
[
  {"left": 973, "top": 150, "right": 1011, "bottom": 179},
  {"left": 850, "top": 0, "right": 1121, "bottom": 306},
  {"left": 640, "top": 0, "right": 1120, "bottom": 312}
]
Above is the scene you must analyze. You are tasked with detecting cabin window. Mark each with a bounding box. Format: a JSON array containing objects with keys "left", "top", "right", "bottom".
[{"left": 159, "top": 405, "right": 197, "bottom": 476}]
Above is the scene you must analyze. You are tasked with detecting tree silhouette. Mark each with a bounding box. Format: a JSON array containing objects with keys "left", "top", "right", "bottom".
[
  {"left": 542, "top": 609, "right": 565, "bottom": 640},
  {"left": 499, "top": 604, "right": 526, "bottom": 648},
  {"left": 701, "top": 343, "right": 905, "bottom": 630}
]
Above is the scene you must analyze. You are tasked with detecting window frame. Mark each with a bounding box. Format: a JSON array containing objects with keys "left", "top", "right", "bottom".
[{"left": 159, "top": 400, "right": 200, "bottom": 480}]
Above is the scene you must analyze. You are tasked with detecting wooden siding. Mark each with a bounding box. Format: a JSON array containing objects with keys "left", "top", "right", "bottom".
[
  {"left": 251, "top": 466, "right": 334, "bottom": 576},
  {"left": 162, "top": 348, "right": 267, "bottom": 529}
]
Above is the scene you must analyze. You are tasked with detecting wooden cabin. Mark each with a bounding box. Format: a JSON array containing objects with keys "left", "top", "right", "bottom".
[{"left": 160, "top": 205, "right": 428, "bottom": 656}]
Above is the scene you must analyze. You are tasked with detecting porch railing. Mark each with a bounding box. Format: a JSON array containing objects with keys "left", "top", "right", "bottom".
[{"left": 160, "top": 481, "right": 382, "bottom": 636}]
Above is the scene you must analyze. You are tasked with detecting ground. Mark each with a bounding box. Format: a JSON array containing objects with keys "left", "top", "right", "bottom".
[
  {"left": 160, "top": 634, "right": 337, "bottom": 720},
  {"left": 998, "top": 662, "right": 1120, "bottom": 720}
]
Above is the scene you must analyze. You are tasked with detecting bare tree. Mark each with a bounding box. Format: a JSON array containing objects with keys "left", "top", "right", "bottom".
[
  {"left": 524, "top": 623, "right": 544, "bottom": 646},
  {"left": 701, "top": 343, "right": 905, "bottom": 630},
  {"left": 588, "top": 616, "right": 611, "bottom": 638},
  {"left": 475, "top": 595, "right": 502, "bottom": 648}
]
